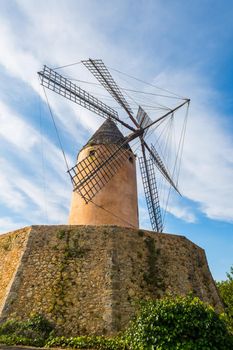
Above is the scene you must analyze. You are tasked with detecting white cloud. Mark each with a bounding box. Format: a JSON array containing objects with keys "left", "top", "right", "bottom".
[
  {"left": 0, "top": 102, "right": 38, "bottom": 151},
  {"left": 0, "top": 100, "right": 72, "bottom": 175},
  {"left": 0, "top": 101, "right": 71, "bottom": 228},
  {"left": 0, "top": 155, "right": 70, "bottom": 225},
  {"left": 152, "top": 69, "right": 233, "bottom": 222},
  {"left": 166, "top": 200, "right": 196, "bottom": 224},
  {"left": 0, "top": 217, "right": 29, "bottom": 235},
  {"left": 0, "top": 18, "right": 39, "bottom": 91},
  {"left": 0, "top": 170, "right": 27, "bottom": 212}
]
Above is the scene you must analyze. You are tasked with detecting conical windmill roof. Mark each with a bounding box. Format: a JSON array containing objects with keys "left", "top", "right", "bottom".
[{"left": 85, "top": 118, "right": 130, "bottom": 149}]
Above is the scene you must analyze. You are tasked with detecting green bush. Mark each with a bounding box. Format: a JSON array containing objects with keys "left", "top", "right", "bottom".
[
  {"left": 0, "top": 314, "right": 53, "bottom": 347},
  {"left": 45, "top": 335, "right": 126, "bottom": 349},
  {"left": 217, "top": 265, "right": 233, "bottom": 332},
  {"left": 124, "top": 295, "right": 233, "bottom": 350},
  {"left": 0, "top": 297, "right": 232, "bottom": 349},
  {"left": 0, "top": 334, "right": 43, "bottom": 346}
]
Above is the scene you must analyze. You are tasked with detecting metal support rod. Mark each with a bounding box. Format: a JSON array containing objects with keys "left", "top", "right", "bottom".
[
  {"left": 142, "top": 99, "right": 190, "bottom": 132},
  {"left": 143, "top": 140, "right": 180, "bottom": 194}
]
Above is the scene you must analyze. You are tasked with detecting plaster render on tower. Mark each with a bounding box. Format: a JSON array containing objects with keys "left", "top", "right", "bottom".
[{"left": 68, "top": 118, "right": 139, "bottom": 228}]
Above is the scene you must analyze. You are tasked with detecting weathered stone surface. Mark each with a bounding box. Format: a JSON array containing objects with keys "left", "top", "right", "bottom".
[
  {"left": 0, "top": 225, "right": 223, "bottom": 336},
  {"left": 0, "top": 227, "right": 30, "bottom": 314}
]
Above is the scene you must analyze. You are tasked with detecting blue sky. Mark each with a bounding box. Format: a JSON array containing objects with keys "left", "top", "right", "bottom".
[{"left": 0, "top": 0, "right": 233, "bottom": 281}]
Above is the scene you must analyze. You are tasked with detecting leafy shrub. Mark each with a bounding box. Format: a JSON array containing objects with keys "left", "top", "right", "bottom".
[
  {"left": 217, "top": 265, "right": 233, "bottom": 332},
  {"left": 0, "top": 334, "right": 43, "bottom": 347},
  {"left": 45, "top": 335, "right": 126, "bottom": 349},
  {"left": 0, "top": 319, "right": 19, "bottom": 335},
  {"left": 0, "top": 314, "right": 53, "bottom": 347},
  {"left": 124, "top": 295, "right": 233, "bottom": 350},
  {"left": 0, "top": 297, "right": 232, "bottom": 349}
]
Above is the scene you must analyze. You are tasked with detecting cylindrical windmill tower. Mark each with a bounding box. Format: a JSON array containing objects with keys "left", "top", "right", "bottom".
[{"left": 68, "top": 118, "right": 139, "bottom": 228}]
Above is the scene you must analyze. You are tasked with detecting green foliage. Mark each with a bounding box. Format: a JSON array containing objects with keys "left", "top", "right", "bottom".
[
  {"left": 124, "top": 295, "right": 233, "bottom": 350},
  {"left": 0, "top": 314, "right": 53, "bottom": 347},
  {"left": 45, "top": 335, "right": 126, "bottom": 349},
  {"left": 0, "top": 297, "right": 232, "bottom": 349},
  {"left": 57, "top": 229, "right": 66, "bottom": 239},
  {"left": 217, "top": 265, "right": 233, "bottom": 331},
  {"left": 25, "top": 313, "right": 54, "bottom": 337},
  {"left": 0, "top": 334, "right": 43, "bottom": 346}
]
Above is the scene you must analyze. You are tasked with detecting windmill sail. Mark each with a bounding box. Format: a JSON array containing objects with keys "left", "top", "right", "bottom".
[
  {"left": 82, "top": 59, "right": 138, "bottom": 126},
  {"left": 68, "top": 144, "right": 130, "bottom": 203},
  {"left": 38, "top": 65, "right": 135, "bottom": 131},
  {"left": 139, "top": 156, "right": 163, "bottom": 232},
  {"left": 38, "top": 65, "right": 119, "bottom": 121},
  {"left": 68, "top": 118, "right": 138, "bottom": 203},
  {"left": 136, "top": 106, "right": 152, "bottom": 136}
]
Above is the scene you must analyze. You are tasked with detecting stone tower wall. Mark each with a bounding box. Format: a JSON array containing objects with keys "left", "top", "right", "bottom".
[
  {"left": 0, "top": 225, "right": 223, "bottom": 336},
  {"left": 68, "top": 145, "right": 139, "bottom": 228},
  {"left": 0, "top": 227, "right": 30, "bottom": 314}
]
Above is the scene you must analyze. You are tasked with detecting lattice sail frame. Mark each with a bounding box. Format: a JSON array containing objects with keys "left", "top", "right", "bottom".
[
  {"left": 68, "top": 144, "right": 131, "bottom": 203},
  {"left": 139, "top": 156, "right": 163, "bottom": 232},
  {"left": 82, "top": 59, "right": 133, "bottom": 116},
  {"left": 38, "top": 65, "right": 119, "bottom": 121}
]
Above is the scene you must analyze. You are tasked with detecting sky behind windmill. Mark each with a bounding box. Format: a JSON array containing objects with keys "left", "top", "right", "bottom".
[{"left": 0, "top": 0, "right": 233, "bottom": 281}]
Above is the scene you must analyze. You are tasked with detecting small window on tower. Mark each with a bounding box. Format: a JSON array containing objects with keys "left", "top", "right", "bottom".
[
  {"left": 89, "top": 150, "right": 96, "bottom": 157},
  {"left": 129, "top": 156, "right": 133, "bottom": 163}
]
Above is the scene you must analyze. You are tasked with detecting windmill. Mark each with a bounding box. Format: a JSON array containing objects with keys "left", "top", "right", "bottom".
[{"left": 38, "top": 59, "right": 190, "bottom": 232}]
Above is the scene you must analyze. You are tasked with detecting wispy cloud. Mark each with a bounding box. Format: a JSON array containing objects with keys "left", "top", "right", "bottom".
[
  {"left": 0, "top": 100, "right": 71, "bottom": 227},
  {"left": 0, "top": 217, "right": 29, "bottom": 234},
  {"left": 146, "top": 69, "right": 233, "bottom": 223}
]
